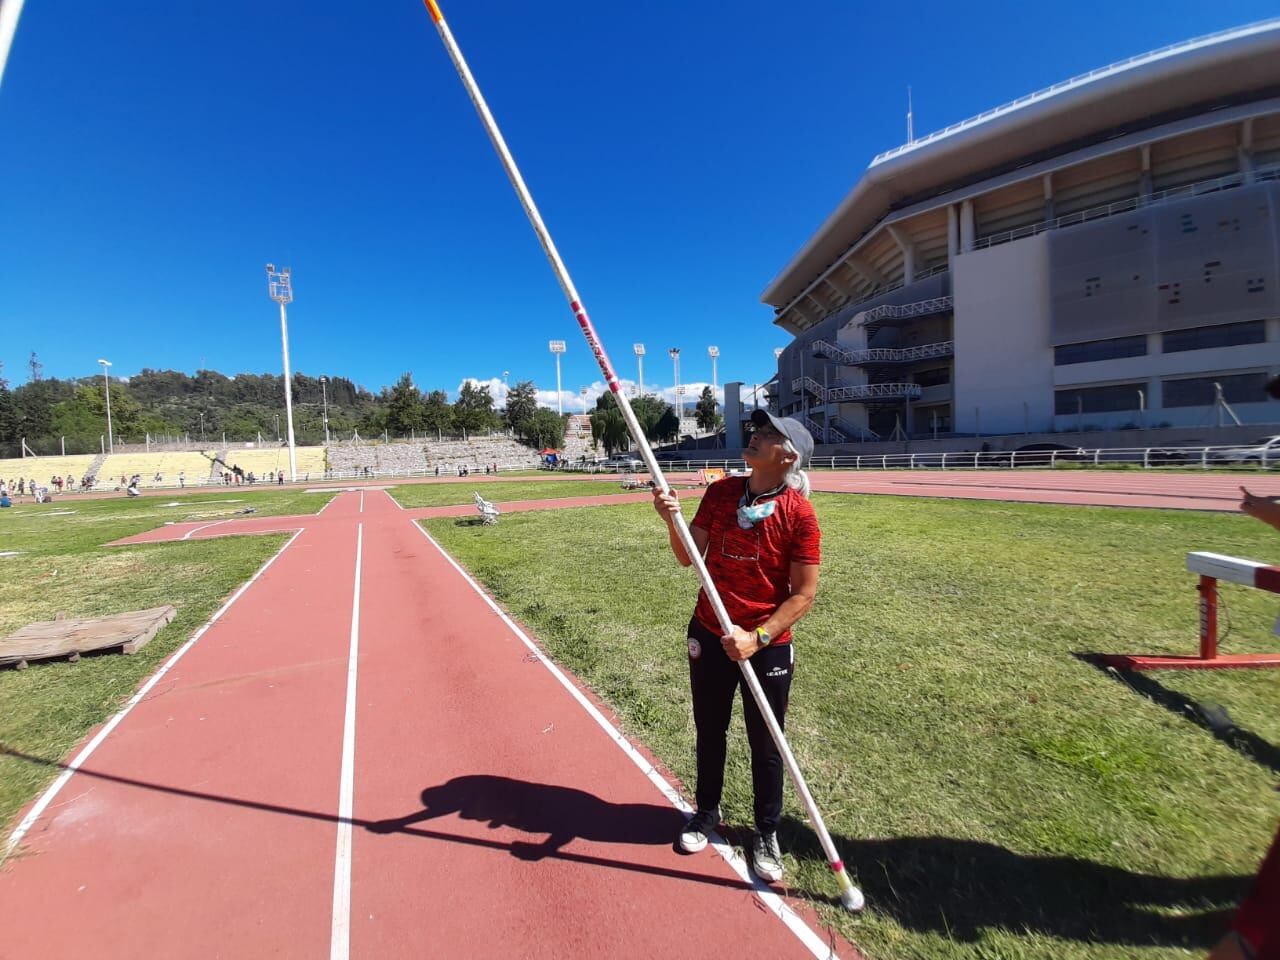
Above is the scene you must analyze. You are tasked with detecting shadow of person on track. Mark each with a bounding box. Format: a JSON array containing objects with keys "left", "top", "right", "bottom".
[
  {"left": 779, "top": 817, "right": 1248, "bottom": 950},
  {"left": 366, "top": 774, "right": 686, "bottom": 860}
]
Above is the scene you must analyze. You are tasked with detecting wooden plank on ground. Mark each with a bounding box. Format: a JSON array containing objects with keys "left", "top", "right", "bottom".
[{"left": 0, "top": 605, "right": 177, "bottom": 668}]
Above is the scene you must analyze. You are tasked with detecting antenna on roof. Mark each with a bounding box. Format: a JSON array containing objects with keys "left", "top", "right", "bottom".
[{"left": 906, "top": 85, "right": 914, "bottom": 144}]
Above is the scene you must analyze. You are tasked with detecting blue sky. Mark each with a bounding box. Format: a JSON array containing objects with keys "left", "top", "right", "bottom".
[{"left": 1, "top": 0, "right": 1275, "bottom": 410}]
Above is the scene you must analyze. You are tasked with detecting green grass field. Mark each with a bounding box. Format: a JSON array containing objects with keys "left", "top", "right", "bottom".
[
  {"left": 389, "top": 477, "right": 653, "bottom": 509},
  {"left": 0, "top": 488, "right": 332, "bottom": 827},
  {"left": 423, "top": 494, "right": 1280, "bottom": 960}
]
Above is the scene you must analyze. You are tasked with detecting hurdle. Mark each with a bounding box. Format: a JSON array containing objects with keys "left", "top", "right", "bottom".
[{"left": 1101, "top": 552, "right": 1280, "bottom": 670}]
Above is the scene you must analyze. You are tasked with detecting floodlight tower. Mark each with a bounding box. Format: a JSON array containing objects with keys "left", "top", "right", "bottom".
[
  {"left": 97, "top": 358, "right": 114, "bottom": 454},
  {"left": 708, "top": 345, "right": 719, "bottom": 396},
  {"left": 633, "top": 343, "right": 645, "bottom": 396},
  {"left": 668, "top": 348, "right": 682, "bottom": 421},
  {"left": 549, "top": 340, "right": 566, "bottom": 414},
  {"left": 579, "top": 385, "right": 588, "bottom": 415},
  {"left": 319, "top": 376, "right": 330, "bottom": 444},
  {"left": 266, "top": 263, "right": 298, "bottom": 481}
]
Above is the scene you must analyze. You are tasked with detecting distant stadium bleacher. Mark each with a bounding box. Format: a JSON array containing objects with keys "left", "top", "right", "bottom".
[
  {"left": 219, "top": 446, "right": 326, "bottom": 480},
  {"left": 0, "top": 455, "right": 96, "bottom": 486},
  {"left": 98, "top": 451, "right": 222, "bottom": 488}
]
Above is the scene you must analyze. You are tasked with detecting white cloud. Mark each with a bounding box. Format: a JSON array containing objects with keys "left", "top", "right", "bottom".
[{"left": 455, "top": 374, "right": 724, "bottom": 414}]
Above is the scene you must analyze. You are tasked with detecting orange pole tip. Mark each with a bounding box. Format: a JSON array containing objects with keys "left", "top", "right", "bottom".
[{"left": 423, "top": 0, "right": 443, "bottom": 22}]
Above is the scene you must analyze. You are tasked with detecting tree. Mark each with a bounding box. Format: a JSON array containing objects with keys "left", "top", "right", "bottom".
[
  {"left": 524, "top": 408, "right": 566, "bottom": 450},
  {"left": 505, "top": 380, "right": 539, "bottom": 439},
  {"left": 695, "top": 385, "right": 722, "bottom": 432},
  {"left": 588, "top": 392, "right": 631, "bottom": 455},
  {"left": 453, "top": 381, "right": 499, "bottom": 433},
  {"left": 629, "top": 394, "right": 676, "bottom": 443},
  {"left": 0, "top": 363, "right": 17, "bottom": 446},
  {"left": 653, "top": 405, "right": 679, "bottom": 442},
  {"left": 422, "top": 389, "right": 454, "bottom": 436},
  {"left": 385, "top": 372, "right": 426, "bottom": 435}
]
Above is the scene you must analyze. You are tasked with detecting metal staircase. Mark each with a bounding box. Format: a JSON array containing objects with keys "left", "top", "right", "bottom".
[
  {"left": 813, "top": 339, "right": 954, "bottom": 366},
  {"left": 850, "top": 295, "right": 953, "bottom": 330},
  {"left": 792, "top": 377, "right": 922, "bottom": 403}
]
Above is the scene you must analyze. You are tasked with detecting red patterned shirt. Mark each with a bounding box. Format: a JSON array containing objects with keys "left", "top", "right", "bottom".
[{"left": 690, "top": 477, "right": 821, "bottom": 645}]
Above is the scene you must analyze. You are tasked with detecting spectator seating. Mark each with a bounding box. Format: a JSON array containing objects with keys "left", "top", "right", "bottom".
[
  {"left": 98, "top": 452, "right": 220, "bottom": 487},
  {"left": 219, "top": 446, "right": 326, "bottom": 480},
  {"left": 0, "top": 456, "right": 97, "bottom": 487}
]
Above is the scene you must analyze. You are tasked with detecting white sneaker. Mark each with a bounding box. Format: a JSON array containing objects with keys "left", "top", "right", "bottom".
[
  {"left": 678, "top": 808, "right": 721, "bottom": 853},
  {"left": 751, "top": 831, "right": 784, "bottom": 882}
]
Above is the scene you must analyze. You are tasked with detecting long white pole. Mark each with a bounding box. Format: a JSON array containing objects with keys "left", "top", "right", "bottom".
[
  {"left": 102, "top": 366, "right": 114, "bottom": 454},
  {"left": 555, "top": 352, "right": 563, "bottom": 415},
  {"left": 419, "top": 0, "right": 862, "bottom": 913},
  {"left": 0, "top": 0, "right": 25, "bottom": 91},
  {"left": 279, "top": 302, "right": 298, "bottom": 481}
]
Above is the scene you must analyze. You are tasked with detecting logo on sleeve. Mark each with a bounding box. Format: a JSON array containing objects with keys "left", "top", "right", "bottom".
[{"left": 687, "top": 637, "right": 702, "bottom": 659}]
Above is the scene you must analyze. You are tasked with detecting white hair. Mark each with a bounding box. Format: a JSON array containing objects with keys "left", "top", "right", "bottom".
[{"left": 782, "top": 440, "right": 811, "bottom": 499}]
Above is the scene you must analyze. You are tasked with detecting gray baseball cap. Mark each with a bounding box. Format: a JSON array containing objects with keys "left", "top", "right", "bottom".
[{"left": 750, "top": 409, "right": 814, "bottom": 467}]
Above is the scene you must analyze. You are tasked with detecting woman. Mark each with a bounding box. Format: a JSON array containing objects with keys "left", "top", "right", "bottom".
[{"left": 652, "top": 409, "right": 818, "bottom": 883}]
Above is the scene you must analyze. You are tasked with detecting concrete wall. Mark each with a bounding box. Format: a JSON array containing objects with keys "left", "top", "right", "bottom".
[
  {"left": 952, "top": 232, "right": 1054, "bottom": 433},
  {"left": 1048, "top": 181, "right": 1280, "bottom": 343}
]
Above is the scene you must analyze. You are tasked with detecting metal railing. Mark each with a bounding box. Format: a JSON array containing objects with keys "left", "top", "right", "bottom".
[
  {"left": 652, "top": 441, "right": 1280, "bottom": 473},
  {"left": 856, "top": 296, "right": 954, "bottom": 328},
  {"left": 869, "top": 18, "right": 1280, "bottom": 166},
  {"left": 793, "top": 376, "right": 924, "bottom": 402},
  {"left": 797, "top": 414, "right": 849, "bottom": 444},
  {"left": 972, "top": 164, "right": 1280, "bottom": 251},
  {"left": 813, "top": 339, "right": 954, "bottom": 366}
]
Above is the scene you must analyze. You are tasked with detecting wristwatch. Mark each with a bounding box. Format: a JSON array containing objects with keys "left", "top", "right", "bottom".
[{"left": 755, "top": 627, "right": 772, "bottom": 647}]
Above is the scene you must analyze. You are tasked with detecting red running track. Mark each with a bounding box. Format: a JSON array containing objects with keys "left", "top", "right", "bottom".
[
  {"left": 0, "top": 489, "right": 848, "bottom": 960},
  {"left": 810, "top": 469, "right": 1280, "bottom": 511}
]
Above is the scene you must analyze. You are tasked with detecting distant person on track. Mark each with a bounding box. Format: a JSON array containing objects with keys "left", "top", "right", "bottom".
[
  {"left": 652, "top": 409, "right": 818, "bottom": 885},
  {"left": 179, "top": 471, "right": 185, "bottom": 488}
]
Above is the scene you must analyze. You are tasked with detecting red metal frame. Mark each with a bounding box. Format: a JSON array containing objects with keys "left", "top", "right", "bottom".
[{"left": 1102, "top": 574, "right": 1280, "bottom": 670}]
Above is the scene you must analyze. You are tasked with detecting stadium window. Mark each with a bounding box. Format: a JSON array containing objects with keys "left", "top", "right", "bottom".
[
  {"left": 912, "top": 367, "right": 951, "bottom": 387},
  {"left": 1161, "top": 372, "right": 1268, "bottom": 408},
  {"left": 1053, "top": 336, "right": 1147, "bottom": 366},
  {"left": 1162, "top": 320, "right": 1265, "bottom": 353},
  {"left": 1054, "top": 382, "right": 1147, "bottom": 415}
]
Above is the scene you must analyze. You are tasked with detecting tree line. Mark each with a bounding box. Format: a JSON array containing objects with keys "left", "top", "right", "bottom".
[{"left": 0, "top": 358, "right": 718, "bottom": 458}]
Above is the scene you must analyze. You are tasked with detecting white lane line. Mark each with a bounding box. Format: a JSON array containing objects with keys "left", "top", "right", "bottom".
[
  {"left": 329, "top": 522, "right": 363, "bottom": 960},
  {"left": 2, "top": 528, "right": 306, "bottom": 865},
  {"left": 182, "top": 519, "right": 232, "bottom": 541},
  {"left": 359, "top": 490, "right": 364, "bottom": 514},
  {"left": 384, "top": 489, "right": 406, "bottom": 511},
  {"left": 317, "top": 495, "right": 339, "bottom": 515},
  {"left": 411, "top": 523, "right": 839, "bottom": 960}
]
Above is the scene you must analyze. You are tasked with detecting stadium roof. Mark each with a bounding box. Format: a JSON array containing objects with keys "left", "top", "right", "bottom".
[{"left": 762, "top": 18, "right": 1280, "bottom": 310}]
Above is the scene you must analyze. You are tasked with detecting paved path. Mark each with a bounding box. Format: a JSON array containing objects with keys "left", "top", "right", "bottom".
[{"left": 0, "top": 489, "right": 847, "bottom": 960}]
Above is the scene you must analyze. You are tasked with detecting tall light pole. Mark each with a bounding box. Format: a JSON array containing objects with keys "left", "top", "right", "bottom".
[
  {"left": 266, "top": 264, "right": 298, "bottom": 481},
  {"left": 708, "top": 346, "right": 719, "bottom": 393},
  {"left": 320, "top": 376, "right": 330, "bottom": 444},
  {"left": 633, "top": 343, "right": 645, "bottom": 397},
  {"left": 97, "top": 358, "right": 114, "bottom": 453},
  {"left": 274, "top": 413, "right": 281, "bottom": 441},
  {"left": 549, "top": 340, "right": 566, "bottom": 414},
  {"left": 199, "top": 411, "right": 205, "bottom": 440},
  {"left": 580, "top": 385, "right": 588, "bottom": 416},
  {"left": 668, "top": 348, "right": 682, "bottom": 422}
]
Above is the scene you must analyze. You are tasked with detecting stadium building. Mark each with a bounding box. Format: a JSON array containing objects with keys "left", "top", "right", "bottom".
[{"left": 758, "top": 19, "right": 1280, "bottom": 445}]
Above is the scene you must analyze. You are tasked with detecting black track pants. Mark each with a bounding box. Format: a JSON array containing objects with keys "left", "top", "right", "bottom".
[{"left": 686, "top": 616, "right": 794, "bottom": 834}]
